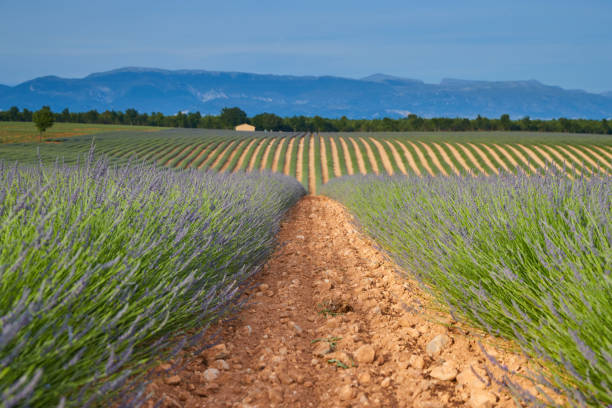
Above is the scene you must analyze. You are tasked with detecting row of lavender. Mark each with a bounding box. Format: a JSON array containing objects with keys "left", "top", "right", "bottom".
[
  {"left": 0, "top": 151, "right": 305, "bottom": 407},
  {"left": 321, "top": 172, "right": 611, "bottom": 407}
]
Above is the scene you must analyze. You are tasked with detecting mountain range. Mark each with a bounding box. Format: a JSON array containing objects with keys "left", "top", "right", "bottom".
[{"left": 1, "top": 67, "right": 612, "bottom": 119}]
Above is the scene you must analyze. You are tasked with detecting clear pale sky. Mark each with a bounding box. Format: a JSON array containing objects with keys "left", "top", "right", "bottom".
[{"left": 1, "top": 0, "right": 611, "bottom": 92}]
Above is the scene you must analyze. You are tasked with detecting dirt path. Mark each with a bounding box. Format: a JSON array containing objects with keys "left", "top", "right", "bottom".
[
  {"left": 338, "top": 137, "right": 355, "bottom": 175},
  {"left": 309, "top": 135, "right": 316, "bottom": 194},
  {"left": 349, "top": 137, "right": 368, "bottom": 175},
  {"left": 385, "top": 141, "right": 407, "bottom": 175},
  {"left": 407, "top": 141, "right": 435, "bottom": 176},
  {"left": 284, "top": 138, "right": 296, "bottom": 175},
  {"left": 370, "top": 138, "right": 394, "bottom": 175},
  {"left": 358, "top": 137, "right": 380, "bottom": 175},
  {"left": 329, "top": 138, "right": 343, "bottom": 178},
  {"left": 272, "top": 138, "right": 286, "bottom": 173},
  {"left": 431, "top": 142, "right": 460, "bottom": 176},
  {"left": 235, "top": 139, "right": 258, "bottom": 171},
  {"left": 394, "top": 140, "right": 421, "bottom": 176},
  {"left": 319, "top": 135, "right": 330, "bottom": 184},
  {"left": 146, "top": 196, "right": 549, "bottom": 408}
]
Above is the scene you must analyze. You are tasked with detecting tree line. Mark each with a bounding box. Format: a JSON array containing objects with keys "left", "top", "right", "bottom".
[{"left": 1, "top": 105, "right": 611, "bottom": 134}]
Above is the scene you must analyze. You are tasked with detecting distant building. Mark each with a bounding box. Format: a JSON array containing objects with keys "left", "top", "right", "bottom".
[{"left": 235, "top": 123, "right": 255, "bottom": 132}]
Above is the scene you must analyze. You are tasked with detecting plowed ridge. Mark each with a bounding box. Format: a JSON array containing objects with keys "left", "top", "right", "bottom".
[
  {"left": 329, "top": 138, "right": 342, "bottom": 177},
  {"left": 370, "top": 137, "right": 394, "bottom": 175},
  {"left": 320, "top": 135, "right": 330, "bottom": 183},
  {"left": 338, "top": 137, "right": 355, "bottom": 175},
  {"left": 349, "top": 137, "right": 368, "bottom": 174}
]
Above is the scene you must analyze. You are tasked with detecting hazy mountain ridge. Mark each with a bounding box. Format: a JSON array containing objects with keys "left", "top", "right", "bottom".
[{"left": 1, "top": 67, "right": 611, "bottom": 119}]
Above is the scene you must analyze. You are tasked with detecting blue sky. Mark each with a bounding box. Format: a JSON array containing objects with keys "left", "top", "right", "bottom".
[{"left": 1, "top": 0, "right": 611, "bottom": 92}]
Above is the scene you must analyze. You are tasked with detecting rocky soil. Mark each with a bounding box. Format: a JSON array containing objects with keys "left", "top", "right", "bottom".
[{"left": 145, "top": 196, "right": 550, "bottom": 408}]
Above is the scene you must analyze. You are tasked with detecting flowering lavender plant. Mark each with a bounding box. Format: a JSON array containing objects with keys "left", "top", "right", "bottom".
[
  {"left": 0, "top": 151, "right": 305, "bottom": 407},
  {"left": 322, "top": 171, "right": 611, "bottom": 407}
]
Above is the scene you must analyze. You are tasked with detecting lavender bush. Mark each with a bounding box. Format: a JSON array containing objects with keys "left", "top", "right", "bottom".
[
  {"left": 321, "top": 172, "right": 611, "bottom": 407},
  {"left": 0, "top": 151, "right": 305, "bottom": 407}
]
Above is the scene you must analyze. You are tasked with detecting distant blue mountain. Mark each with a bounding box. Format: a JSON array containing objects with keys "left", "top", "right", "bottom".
[{"left": 1, "top": 67, "right": 612, "bottom": 119}]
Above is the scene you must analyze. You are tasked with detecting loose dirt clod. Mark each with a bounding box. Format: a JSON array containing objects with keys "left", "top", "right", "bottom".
[{"left": 146, "top": 196, "right": 553, "bottom": 407}]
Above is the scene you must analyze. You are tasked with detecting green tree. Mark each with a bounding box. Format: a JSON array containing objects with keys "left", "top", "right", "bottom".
[
  {"left": 219, "top": 107, "right": 247, "bottom": 128},
  {"left": 252, "top": 112, "right": 283, "bottom": 130},
  {"left": 32, "top": 106, "right": 54, "bottom": 142}
]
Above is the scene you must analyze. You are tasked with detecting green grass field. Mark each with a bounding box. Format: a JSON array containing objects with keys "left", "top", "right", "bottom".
[{"left": 0, "top": 121, "right": 162, "bottom": 143}]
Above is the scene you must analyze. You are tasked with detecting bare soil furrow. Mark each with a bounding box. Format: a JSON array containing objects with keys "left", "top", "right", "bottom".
[
  {"left": 176, "top": 144, "right": 205, "bottom": 168},
  {"left": 220, "top": 140, "right": 247, "bottom": 172},
  {"left": 296, "top": 136, "right": 305, "bottom": 182},
  {"left": 328, "top": 137, "right": 342, "bottom": 178},
  {"left": 260, "top": 138, "right": 277, "bottom": 171},
  {"left": 385, "top": 140, "right": 408, "bottom": 174},
  {"left": 419, "top": 141, "right": 447, "bottom": 176},
  {"left": 443, "top": 143, "right": 473, "bottom": 176},
  {"left": 385, "top": 140, "right": 407, "bottom": 175},
  {"left": 554, "top": 145, "right": 594, "bottom": 176},
  {"left": 309, "top": 135, "right": 316, "bottom": 194},
  {"left": 187, "top": 143, "right": 216, "bottom": 169},
  {"left": 272, "top": 138, "right": 286, "bottom": 173},
  {"left": 455, "top": 143, "right": 487, "bottom": 175},
  {"left": 235, "top": 139, "right": 258, "bottom": 171},
  {"left": 338, "top": 137, "right": 355, "bottom": 175},
  {"left": 370, "top": 137, "right": 394, "bottom": 175},
  {"left": 576, "top": 146, "right": 612, "bottom": 173},
  {"left": 491, "top": 144, "right": 520, "bottom": 170},
  {"left": 407, "top": 141, "right": 435, "bottom": 176},
  {"left": 431, "top": 142, "right": 460, "bottom": 176},
  {"left": 319, "top": 135, "right": 330, "bottom": 183},
  {"left": 147, "top": 196, "right": 544, "bottom": 408},
  {"left": 591, "top": 145, "right": 612, "bottom": 161},
  {"left": 479, "top": 143, "right": 510, "bottom": 173},
  {"left": 467, "top": 143, "right": 499, "bottom": 175},
  {"left": 284, "top": 138, "right": 296, "bottom": 175},
  {"left": 158, "top": 145, "right": 183, "bottom": 166},
  {"left": 248, "top": 138, "right": 267, "bottom": 171},
  {"left": 357, "top": 137, "right": 379, "bottom": 174},
  {"left": 208, "top": 141, "right": 236, "bottom": 170},
  {"left": 511, "top": 144, "right": 544, "bottom": 173},
  {"left": 348, "top": 137, "right": 367, "bottom": 175},
  {"left": 541, "top": 145, "right": 583, "bottom": 178},
  {"left": 394, "top": 140, "right": 421, "bottom": 176},
  {"left": 528, "top": 145, "right": 572, "bottom": 179}
]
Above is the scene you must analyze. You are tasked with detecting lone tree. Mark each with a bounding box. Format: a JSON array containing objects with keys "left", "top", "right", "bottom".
[
  {"left": 219, "top": 107, "right": 247, "bottom": 129},
  {"left": 33, "top": 106, "right": 55, "bottom": 142}
]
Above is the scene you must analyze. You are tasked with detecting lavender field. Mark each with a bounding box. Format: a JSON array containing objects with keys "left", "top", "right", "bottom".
[
  {"left": 0, "top": 151, "right": 305, "bottom": 407},
  {"left": 322, "top": 172, "right": 611, "bottom": 406}
]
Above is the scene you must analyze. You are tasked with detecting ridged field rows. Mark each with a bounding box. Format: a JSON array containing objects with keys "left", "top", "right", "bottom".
[{"left": 93, "top": 132, "right": 611, "bottom": 193}]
